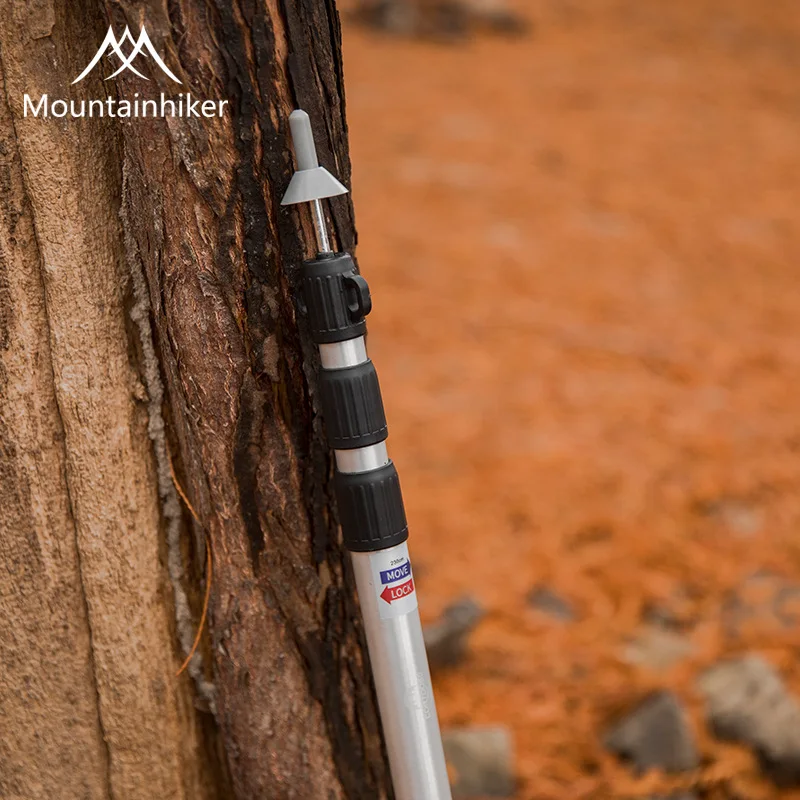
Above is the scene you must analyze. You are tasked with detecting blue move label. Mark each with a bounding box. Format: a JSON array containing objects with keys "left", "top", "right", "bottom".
[{"left": 379, "top": 560, "right": 411, "bottom": 585}]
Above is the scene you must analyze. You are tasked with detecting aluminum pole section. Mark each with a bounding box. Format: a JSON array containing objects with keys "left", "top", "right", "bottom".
[{"left": 282, "top": 110, "right": 451, "bottom": 800}]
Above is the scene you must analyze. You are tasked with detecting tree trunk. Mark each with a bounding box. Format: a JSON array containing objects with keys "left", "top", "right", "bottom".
[{"left": 0, "top": 1, "right": 390, "bottom": 798}]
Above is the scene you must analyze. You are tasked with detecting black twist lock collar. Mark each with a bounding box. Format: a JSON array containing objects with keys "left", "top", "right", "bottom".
[{"left": 302, "top": 252, "right": 372, "bottom": 344}]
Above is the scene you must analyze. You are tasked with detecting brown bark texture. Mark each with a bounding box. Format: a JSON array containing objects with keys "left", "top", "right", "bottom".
[{"left": 0, "top": 0, "right": 389, "bottom": 798}]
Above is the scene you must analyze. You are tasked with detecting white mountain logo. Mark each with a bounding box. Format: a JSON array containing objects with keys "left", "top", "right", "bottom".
[{"left": 72, "top": 26, "right": 182, "bottom": 85}]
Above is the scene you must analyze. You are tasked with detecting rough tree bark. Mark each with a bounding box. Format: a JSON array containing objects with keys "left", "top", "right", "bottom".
[{"left": 0, "top": 1, "right": 390, "bottom": 798}]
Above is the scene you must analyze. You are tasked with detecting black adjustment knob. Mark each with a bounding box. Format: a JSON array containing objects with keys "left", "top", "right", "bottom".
[
  {"left": 319, "top": 360, "right": 387, "bottom": 449},
  {"left": 302, "top": 253, "right": 371, "bottom": 343},
  {"left": 335, "top": 462, "right": 408, "bottom": 552}
]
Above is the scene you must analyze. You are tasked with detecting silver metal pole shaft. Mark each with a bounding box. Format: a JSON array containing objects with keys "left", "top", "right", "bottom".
[
  {"left": 351, "top": 546, "right": 451, "bottom": 800},
  {"left": 329, "top": 339, "right": 451, "bottom": 800},
  {"left": 311, "top": 198, "right": 332, "bottom": 254}
]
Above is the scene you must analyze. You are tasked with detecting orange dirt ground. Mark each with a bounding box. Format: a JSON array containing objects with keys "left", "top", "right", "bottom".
[{"left": 340, "top": 2, "right": 800, "bottom": 797}]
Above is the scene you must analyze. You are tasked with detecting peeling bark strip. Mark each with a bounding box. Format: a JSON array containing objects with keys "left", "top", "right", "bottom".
[
  {"left": 3, "top": 0, "right": 390, "bottom": 798},
  {"left": 121, "top": 180, "right": 216, "bottom": 708}
]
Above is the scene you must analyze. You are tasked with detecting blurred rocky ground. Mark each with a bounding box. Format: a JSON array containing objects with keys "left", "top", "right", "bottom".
[{"left": 342, "top": 0, "right": 800, "bottom": 796}]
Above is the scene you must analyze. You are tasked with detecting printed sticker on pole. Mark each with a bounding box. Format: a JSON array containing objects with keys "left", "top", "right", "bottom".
[{"left": 369, "top": 542, "right": 418, "bottom": 620}]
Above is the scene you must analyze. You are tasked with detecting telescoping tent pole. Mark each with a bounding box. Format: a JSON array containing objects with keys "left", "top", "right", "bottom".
[{"left": 282, "top": 109, "right": 452, "bottom": 800}]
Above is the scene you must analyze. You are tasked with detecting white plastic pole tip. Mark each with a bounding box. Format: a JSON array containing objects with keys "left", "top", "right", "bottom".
[{"left": 281, "top": 108, "right": 349, "bottom": 206}]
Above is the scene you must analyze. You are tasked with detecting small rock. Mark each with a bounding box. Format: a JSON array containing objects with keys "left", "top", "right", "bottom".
[
  {"left": 423, "top": 596, "right": 484, "bottom": 670},
  {"left": 722, "top": 572, "right": 800, "bottom": 637},
  {"left": 643, "top": 603, "right": 682, "bottom": 630},
  {"left": 698, "top": 497, "right": 763, "bottom": 537},
  {"left": 443, "top": 726, "right": 515, "bottom": 798},
  {"left": 718, "top": 501, "right": 762, "bottom": 537},
  {"left": 526, "top": 585, "right": 576, "bottom": 622},
  {"left": 623, "top": 626, "right": 694, "bottom": 671},
  {"left": 698, "top": 655, "right": 800, "bottom": 786},
  {"left": 351, "top": 0, "right": 530, "bottom": 40},
  {"left": 604, "top": 691, "right": 699, "bottom": 774}
]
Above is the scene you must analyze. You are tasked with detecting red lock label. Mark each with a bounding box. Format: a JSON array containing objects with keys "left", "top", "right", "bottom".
[{"left": 380, "top": 577, "right": 415, "bottom": 605}]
